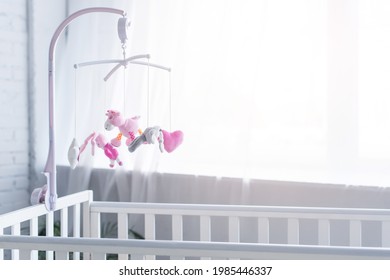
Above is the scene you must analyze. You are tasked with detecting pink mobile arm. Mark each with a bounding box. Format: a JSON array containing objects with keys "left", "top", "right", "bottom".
[{"left": 41, "top": 7, "right": 126, "bottom": 211}]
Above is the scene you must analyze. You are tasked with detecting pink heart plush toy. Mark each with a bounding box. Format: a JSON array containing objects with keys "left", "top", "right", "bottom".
[{"left": 161, "top": 130, "right": 184, "bottom": 153}]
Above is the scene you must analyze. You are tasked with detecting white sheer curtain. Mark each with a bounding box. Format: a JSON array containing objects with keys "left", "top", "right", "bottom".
[
  {"left": 56, "top": 0, "right": 135, "bottom": 200},
  {"left": 151, "top": 0, "right": 390, "bottom": 187},
  {"left": 56, "top": 0, "right": 169, "bottom": 202},
  {"left": 54, "top": 0, "right": 390, "bottom": 203}
]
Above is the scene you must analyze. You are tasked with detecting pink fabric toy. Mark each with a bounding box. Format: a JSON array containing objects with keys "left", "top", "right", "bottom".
[
  {"left": 77, "top": 132, "right": 123, "bottom": 168},
  {"left": 94, "top": 133, "right": 123, "bottom": 168},
  {"left": 161, "top": 130, "right": 184, "bottom": 153},
  {"left": 128, "top": 127, "right": 184, "bottom": 153},
  {"left": 104, "top": 110, "right": 141, "bottom": 147}
]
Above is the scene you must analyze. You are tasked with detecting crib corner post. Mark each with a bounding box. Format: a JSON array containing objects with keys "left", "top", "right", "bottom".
[
  {"left": 82, "top": 191, "right": 94, "bottom": 238},
  {"left": 82, "top": 191, "right": 94, "bottom": 260}
]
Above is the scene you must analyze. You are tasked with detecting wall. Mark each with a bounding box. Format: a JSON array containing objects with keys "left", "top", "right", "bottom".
[
  {"left": 0, "top": 0, "right": 29, "bottom": 214},
  {"left": 0, "top": 0, "right": 121, "bottom": 214},
  {"left": 0, "top": 0, "right": 66, "bottom": 214}
]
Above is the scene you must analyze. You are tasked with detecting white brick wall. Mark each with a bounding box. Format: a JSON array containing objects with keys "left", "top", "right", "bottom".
[{"left": 0, "top": 0, "right": 30, "bottom": 214}]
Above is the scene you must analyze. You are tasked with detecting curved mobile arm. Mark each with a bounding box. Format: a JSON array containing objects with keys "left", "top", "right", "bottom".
[
  {"left": 74, "top": 54, "right": 151, "bottom": 69},
  {"left": 43, "top": 7, "right": 126, "bottom": 211},
  {"left": 103, "top": 60, "right": 171, "bottom": 81},
  {"left": 74, "top": 54, "right": 171, "bottom": 81}
]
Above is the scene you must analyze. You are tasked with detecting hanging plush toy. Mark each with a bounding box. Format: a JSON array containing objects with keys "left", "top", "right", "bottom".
[
  {"left": 160, "top": 129, "right": 184, "bottom": 153},
  {"left": 67, "top": 133, "right": 95, "bottom": 169},
  {"left": 68, "top": 138, "right": 80, "bottom": 169},
  {"left": 94, "top": 133, "right": 123, "bottom": 167},
  {"left": 127, "top": 126, "right": 184, "bottom": 153},
  {"left": 104, "top": 109, "right": 184, "bottom": 153},
  {"left": 67, "top": 109, "right": 184, "bottom": 169},
  {"left": 128, "top": 126, "right": 164, "bottom": 153},
  {"left": 77, "top": 132, "right": 123, "bottom": 168},
  {"left": 104, "top": 110, "right": 142, "bottom": 147}
]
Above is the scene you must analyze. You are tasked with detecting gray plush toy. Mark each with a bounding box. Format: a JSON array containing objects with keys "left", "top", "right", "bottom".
[{"left": 128, "top": 126, "right": 164, "bottom": 153}]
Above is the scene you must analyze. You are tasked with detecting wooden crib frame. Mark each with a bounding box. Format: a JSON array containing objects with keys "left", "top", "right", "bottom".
[{"left": 1, "top": 190, "right": 390, "bottom": 260}]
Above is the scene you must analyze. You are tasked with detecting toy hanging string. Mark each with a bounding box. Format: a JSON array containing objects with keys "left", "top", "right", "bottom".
[
  {"left": 122, "top": 41, "right": 127, "bottom": 116},
  {"left": 74, "top": 68, "right": 78, "bottom": 139},
  {"left": 169, "top": 70, "right": 172, "bottom": 131},
  {"left": 67, "top": 67, "right": 80, "bottom": 170},
  {"left": 104, "top": 73, "right": 108, "bottom": 110},
  {"left": 123, "top": 64, "right": 126, "bottom": 116},
  {"left": 147, "top": 57, "right": 150, "bottom": 127}
]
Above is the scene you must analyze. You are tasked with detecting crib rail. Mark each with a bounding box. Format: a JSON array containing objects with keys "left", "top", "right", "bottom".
[
  {"left": 1, "top": 235, "right": 390, "bottom": 260},
  {"left": 2, "top": 191, "right": 390, "bottom": 260},
  {"left": 90, "top": 202, "right": 390, "bottom": 260},
  {"left": 0, "top": 190, "right": 93, "bottom": 260}
]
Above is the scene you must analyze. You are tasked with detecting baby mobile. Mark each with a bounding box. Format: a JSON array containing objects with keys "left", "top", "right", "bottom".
[{"left": 67, "top": 18, "right": 183, "bottom": 169}]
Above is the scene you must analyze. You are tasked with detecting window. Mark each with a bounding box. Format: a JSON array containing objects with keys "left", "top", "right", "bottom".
[
  {"left": 158, "top": 0, "right": 329, "bottom": 181},
  {"left": 56, "top": 0, "right": 390, "bottom": 186}
]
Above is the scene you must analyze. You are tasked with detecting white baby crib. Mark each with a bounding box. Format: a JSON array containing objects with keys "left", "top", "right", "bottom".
[{"left": 1, "top": 190, "right": 390, "bottom": 260}]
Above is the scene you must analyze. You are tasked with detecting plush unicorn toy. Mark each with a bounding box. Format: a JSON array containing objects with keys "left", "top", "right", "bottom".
[{"left": 104, "top": 110, "right": 142, "bottom": 147}]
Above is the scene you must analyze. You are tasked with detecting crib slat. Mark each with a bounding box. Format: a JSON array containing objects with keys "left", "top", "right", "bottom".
[
  {"left": 258, "top": 218, "right": 269, "bottom": 243},
  {"left": 11, "top": 224, "right": 20, "bottom": 260},
  {"left": 90, "top": 210, "right": 102, "bottom": 260},
  {"left": 30, "top": 217, "right": 38, "bottom": 236},
  {"left": 229, "top": 216, "right": 240, "bottom": 243},
  {"left": 118, "top": 213, "right": 128, "bottom": 239},
  {"left": 318, "top": 219, "right": 330, "bottom": 246},
  {"left": 82, "top": 191, "right": 93, "bottom": 257},
  {"left": 350, "top": 220, "right": 362, "bottom": 247},
  {"left": 87, "top": 212, "right": 101, "bottom": 261},
  {"left": 46, "top": 211, "right": 54, "bottom": 237},
  {"left": 228, "top": 217, "right": 240, "bottom": 260},
  {"left": 82, "top": 200, "right": 90, "bottom": 238},
  {"left": 19, "top": 250, "right": 31, "bottom": 260},
  {"left": 11, "top": 224, "right": 20, "bottom": 235},
  {"left": 61, "top": 208, "right": 68, "bottom": 237},
  {"left": 172, "top": 215, "right": 183, "bottom": 241},
  {"left": 145, "top": 214, "right": 156, "bottom": 260},
  {"left": 130, "top": 254, "right": 145, "bottom": 260},
  {"left": 83, "top": 201, "right": 93, "bottom": 260},
  {"left": 30, "top": 217, "right": 39, "bottom": 260},
  {"left": 60, "top": 208, "right": 69, "bottom": 260},
  {"left": 91, "top": 252, "right": 106, "bottom": 260},
  {"left": 382, "top": 221, "right": 390, "bottom": 247},
  {"left": 145, "top": 214, "right": 156, "bottom": 240},
  {"left": 200, "top": 216, "right": 211, "bottom": 260},
  {"left": 118, "top": 213, "right": 129, "bottom": 260},
  {"left": 171, "top": 215, "right": 184, "bottom": 260},
  {"left": 56, "top": 251, "right": 68, "bottom": 260},
  {"left": 73, "top": 204, "right": 81, "bottom": 260},
  {"left": 73, "top": 204, "right": 81, "bottom": 237},
  {"left": 288, "top": 218, "right": 299, "bottom": 244},
  {"left": 46, "top": 211, "right": 54, "bottom": 260},
  {"left": 200, "top": 216, "right": 211, "bottom": 242},
  {"left": 91, "top": 212, "right": 101, "bottom": 238}
]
